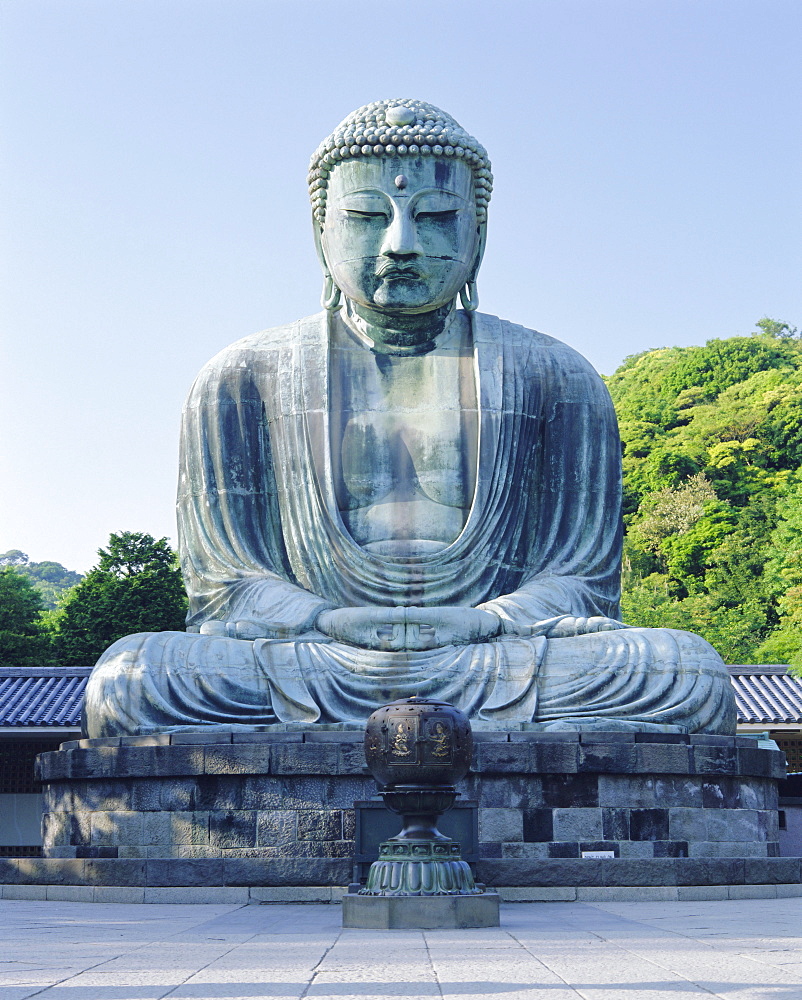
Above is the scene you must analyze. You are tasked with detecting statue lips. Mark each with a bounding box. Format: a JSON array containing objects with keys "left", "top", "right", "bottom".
[{"left": 376, "top": 262, "right": 424, "bottom": 281}]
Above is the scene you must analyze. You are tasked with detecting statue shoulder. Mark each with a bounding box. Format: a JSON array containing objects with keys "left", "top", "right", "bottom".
[
  {"left": 480, "top": 313, "right": 605, "bottom": 383},
  {"left": 202, "top": 312, "right": 323, "bottom": 368},
  {"left": 185, "top": 312, "right": 325, "bottom": 397}
]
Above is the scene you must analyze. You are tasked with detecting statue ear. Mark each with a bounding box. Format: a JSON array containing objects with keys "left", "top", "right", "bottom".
[
  {"left": 313, "top": 221, "right": 342, "bottom": 312},
  {"left": 469, "top": 221, "right": 487, "bottom": 284},
  {"left": 460, "top": 220, "right": 487, "bottom": 313},
  {"left": 312, "top": 221, "right": 329, "bottom": 276}
]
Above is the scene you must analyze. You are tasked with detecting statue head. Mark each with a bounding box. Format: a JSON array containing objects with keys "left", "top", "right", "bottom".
[{"left": 309, "top": 100, "right": 493, "bottom": 329}]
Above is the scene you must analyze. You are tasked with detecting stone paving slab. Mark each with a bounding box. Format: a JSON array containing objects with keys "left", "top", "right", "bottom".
[{"left": 1, "top": 898, "right": 801, "bottom": 998}]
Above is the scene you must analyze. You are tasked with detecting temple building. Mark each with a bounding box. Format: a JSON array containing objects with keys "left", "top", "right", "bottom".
[{"left": 0, "top": 666, "right": 86, "bottom": 856}]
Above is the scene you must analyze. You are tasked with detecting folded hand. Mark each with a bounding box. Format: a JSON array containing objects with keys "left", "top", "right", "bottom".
[
  {"left": 315, "top": 606, "right": 502, "bottom": 650},
  {"left": 526, "top": 615, "right": 630, "bottom": 639}
]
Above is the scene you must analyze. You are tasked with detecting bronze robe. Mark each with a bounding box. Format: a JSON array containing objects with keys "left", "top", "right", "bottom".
[{"left": 83, "top": 312, "right": 735, "bottom": 736}]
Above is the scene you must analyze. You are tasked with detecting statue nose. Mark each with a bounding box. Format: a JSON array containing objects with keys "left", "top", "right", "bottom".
[
  {"left": 381, "top": 211, "right": 422, "bottom": 259},
  {"left": 385, "top": 249, "right": 420, "bottom": 262}
]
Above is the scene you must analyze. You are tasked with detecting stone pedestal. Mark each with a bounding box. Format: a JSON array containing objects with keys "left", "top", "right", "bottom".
[
  {"left": 38, "top": 727, "right": 372, "bottom": 885},
  {"left": 14, "top": 727, "right": 796, "bottom": 900},
  {"left": 464, "top": 731, "right": 784, "bottom": 865},
  {"left": 342, "top": 889, "right": 500, "bottom": 929}
]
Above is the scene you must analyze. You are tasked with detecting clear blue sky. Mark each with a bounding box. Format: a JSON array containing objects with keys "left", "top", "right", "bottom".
[{"left": 1, "top": 0, "right": 800, "bottom": 574}]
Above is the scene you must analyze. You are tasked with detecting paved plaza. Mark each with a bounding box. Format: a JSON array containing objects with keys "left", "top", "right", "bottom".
[{"left": 1, "top": 898, "right": 801, "bottom": 999}]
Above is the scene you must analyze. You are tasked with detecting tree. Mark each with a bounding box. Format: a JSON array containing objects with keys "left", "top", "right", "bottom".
[
  {"left": 629, "top": 474, "right": 718, "bottom": 550},
  {"left": 54, "top": 532, "right": 188, "bottom": 666},
  {"left": 753, "top": 317, "right": 799, "bottom": 339},
  {"left": 755, "top": 475, "right": 802, "bottom": 670},
  {"left": 0, "top": 567, "right": 53, "bottom": 666},
  {"left": 0, "top": 550, "right": 83, "bottom": 609},
  {"left": 0, "top": 550, "right": 29, "bottom": 567}
]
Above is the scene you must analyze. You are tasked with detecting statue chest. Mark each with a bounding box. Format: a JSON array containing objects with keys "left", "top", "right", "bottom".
[{"left": 328, "top": 340, "right": 478, "bottom": 552}]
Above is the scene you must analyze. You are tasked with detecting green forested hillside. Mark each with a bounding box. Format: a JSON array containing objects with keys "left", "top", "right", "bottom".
[
  {"left": 605, "top": 319, "right": 802, "bottom": 666},
  {"left": 0, "top": 550, "right": 82, "bottom": 609}
]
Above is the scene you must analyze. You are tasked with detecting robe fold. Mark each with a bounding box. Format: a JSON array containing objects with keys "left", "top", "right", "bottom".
[
  {"left": 178, "top": 311, "right": 625, "bottom": 622},
  {"left": 82, "top": 311, "right": 736, "bottom": 737}
]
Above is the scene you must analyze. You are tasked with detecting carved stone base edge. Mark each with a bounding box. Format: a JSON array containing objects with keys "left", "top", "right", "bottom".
[
  {"left": 343, "top": 891, "right": 500, "bottom": 928},
  {"left": 6, "top": 856, "right": 802, "bottom": 888},
  {"left": 1, "top": 883, "right": 801, "bottom": 905}
]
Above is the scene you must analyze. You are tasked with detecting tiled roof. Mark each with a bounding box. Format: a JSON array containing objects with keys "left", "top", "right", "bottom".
[
  {"left": 0, "top": 665, "right": 800, "bottom": 729},
  {"left": 0, "top": 667, "right": 90, "bottom": 727},
  {"left": 727, "top": 666, "right": 802, "bottom": 725}
]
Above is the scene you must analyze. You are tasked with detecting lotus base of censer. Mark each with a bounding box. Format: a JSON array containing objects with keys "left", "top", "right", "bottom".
[{"left": 361, "top": 784, "right": 480, "bottom": 896}]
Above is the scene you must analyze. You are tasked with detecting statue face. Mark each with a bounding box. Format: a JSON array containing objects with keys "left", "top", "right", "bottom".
[{"left": 320, "top": 157, "right": 480, "bottom": 315}]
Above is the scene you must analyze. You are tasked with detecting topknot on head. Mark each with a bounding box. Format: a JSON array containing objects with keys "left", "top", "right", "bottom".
[{"left": 308, "top": 98, "right": 493, "bottom": 225}]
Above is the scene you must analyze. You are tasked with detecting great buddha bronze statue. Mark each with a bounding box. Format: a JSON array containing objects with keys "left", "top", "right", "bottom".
[{"left": 83, "top": 100, "right": 736, "bottom": 737}]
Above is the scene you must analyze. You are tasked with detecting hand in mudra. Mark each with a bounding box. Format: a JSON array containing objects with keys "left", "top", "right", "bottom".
[
  {"left": 199, "top": 619, "right": 312, "bottom": 640},
  {"left": 315, "top": 606, "right": 502, "bottom": 651},
  {"left": 529, "top": 615, "right": 631, "bottom": 639}
]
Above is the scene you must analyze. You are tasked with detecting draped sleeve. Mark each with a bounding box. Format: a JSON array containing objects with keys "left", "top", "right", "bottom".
[
  {"left": 475, "top": 328, "right": 623, "bottom": 626},
  {"left": 177, "top": 329, "right": 335, "bottom": 631}
]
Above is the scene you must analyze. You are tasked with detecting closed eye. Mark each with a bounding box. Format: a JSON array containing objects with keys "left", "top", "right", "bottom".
[
  {"left": 344, "top": 210, "right": 389, "bottom": 221},
  {"left": 415, "top": 210, "right": 458, "bottom": 221}
]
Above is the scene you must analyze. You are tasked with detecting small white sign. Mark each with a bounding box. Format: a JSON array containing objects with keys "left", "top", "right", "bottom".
[{"left": 581, "top": 850, "right": 615, "bottom": 859}]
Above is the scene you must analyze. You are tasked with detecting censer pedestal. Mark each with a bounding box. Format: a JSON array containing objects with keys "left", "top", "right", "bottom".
[{"left": 342, "top": 697, "right": 500, "bottom": 929}]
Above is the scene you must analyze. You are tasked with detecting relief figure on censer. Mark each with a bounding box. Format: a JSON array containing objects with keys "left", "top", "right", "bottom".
[{"left": 83, "top": 100, "right": 736, "bottom": 737}]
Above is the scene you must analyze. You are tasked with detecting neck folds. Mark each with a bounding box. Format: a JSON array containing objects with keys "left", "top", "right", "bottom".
[{"left": 340, "top": 298, "right": 458, "bottom": 356}]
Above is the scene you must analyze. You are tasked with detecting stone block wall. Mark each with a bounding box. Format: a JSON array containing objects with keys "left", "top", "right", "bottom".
[
  {"left": 39, "top": 731, "right": 373, "bottom": 882},
  {"left": 35, "top": 728, "right": 787, "bottom": 887}
]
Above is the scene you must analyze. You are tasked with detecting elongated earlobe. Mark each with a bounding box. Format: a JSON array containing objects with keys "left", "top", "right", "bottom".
[
  {"left": 459, "top": 280, "right": 478, "bottom": 312},
  {"left": 322, "top": 274, "right": 342, "bottom": 312}
]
